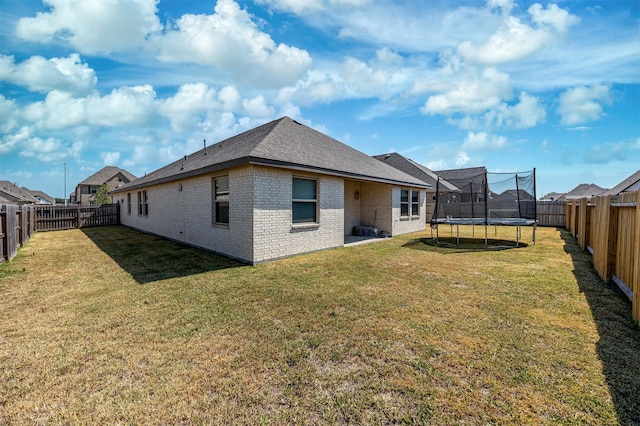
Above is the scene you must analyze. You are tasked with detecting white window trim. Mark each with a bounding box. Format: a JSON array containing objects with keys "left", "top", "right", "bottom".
[
  {"left": 212, "top": 175, "right": 230, "bottom": 227},
  {"left": 292, "top": 176, "right": 319, "bottom": 225}
]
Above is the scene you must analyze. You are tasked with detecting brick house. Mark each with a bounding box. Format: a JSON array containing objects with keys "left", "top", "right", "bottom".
[
  {"left": 74, "top": 166, "right": 137, "bottom": 205},
  {"left": 111, "top": 117, "right": 430, "bottom": 264}
]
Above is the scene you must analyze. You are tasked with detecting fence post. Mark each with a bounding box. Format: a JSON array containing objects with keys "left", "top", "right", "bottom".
[
  {"left": 604, "top": 196, "right": 617, "bottom": 282},
  {"left": 633, "top": 190, "right": 640, "bottom": 323},
  {"left": 577, "top": 198, "right": 587, "bottom": 250}
]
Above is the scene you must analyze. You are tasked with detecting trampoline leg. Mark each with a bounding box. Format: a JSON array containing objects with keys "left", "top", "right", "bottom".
[
  {"left": 533, "top": 224, "right": 536, "bottom": 245},
  {"left": 456, "top": 224, "right": 460, "bottom": 245}
]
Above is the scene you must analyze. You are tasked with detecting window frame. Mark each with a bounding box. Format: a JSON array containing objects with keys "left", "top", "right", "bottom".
[
  {"left": 292, "top": 177, "right": 318, "bottom": 225},
  {"left": 411, "top": 189, "right": 420, "bottom": 217},
  {"left": 142, "top": 190, "right": 149, "bottom": 216},
  {"left": 212, "top": 175, "right": 230, "bottom": 226},
  {"left": 127, "top": 193, "right": 131, "bottom": 215},
  {"left": 400, "top": 189, "right": 409, "bottom": 217},
  {"left": 137, "top": 191, "right": 143, "bottom": 216}
]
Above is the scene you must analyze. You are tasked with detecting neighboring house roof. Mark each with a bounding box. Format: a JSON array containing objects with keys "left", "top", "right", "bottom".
[
  {"left": 27, "top": 189, "right": 55, "bottom": 204},
  {"left": 435, "top": 166, "right": 487, "bottom": 193},
  {"left": 79, "top": 166, "right": 137, "bottom": 186},
  {"left": 493, "top": 189, "right": 535, "bottom": 202},
  {"left": 436, "top": 166, "right": 487, "bottom": 183},
  {"left": 539, "top": 192, "right": 565, "bottom": 201},
  {"left": 562, "top": 183, "right": 608, "bottom": 200},
  {"left": 602, "top": 170, "right": 640, "bottom": 195},
  {"left": 113, "top": 117, "right": 429, "bottom": 193},
  {"left": 0, "top": 181, "right": 41, "bottom": 204},
  {"left": 372, "top": 152, "right": 452, "bottom": 191}
]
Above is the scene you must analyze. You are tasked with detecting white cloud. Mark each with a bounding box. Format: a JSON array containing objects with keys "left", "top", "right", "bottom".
[
  {"left": 100, "top": 151, "right": 120, "bottom": 165},
  {"left": 87, "top": 85, "right": 157, "bottom": 127},
  {"left": 422, "top": 67, "right": 512, "bottom": 115},
  {"left": 242, "top": 95, "right": 275, "bottom": 118},
  {"left": 457, "top": 3, "right": 578, "bottom": 65},
  {"left": 455, "top": 151, "right": 470, "bottom": 166},
  {"left": 485, "top": 92, "right": 546, "bottom": 129},
  {"left": 457, "top": 16, "right": 549, "bottom": 65},
  {"left": 16, "top": 0, "right": 162, "bottom": 54},
  {"left": 557, "top": 84, "right": 612, "bottom": 125},
  {"left": 256, "top": 0, "right": 370, "bottom": 14},
  {"left": 341, "top": 57, "right": 389, "bottom": 97},
  {"left": 462, "top": 131, "right": 507, "bottom": 150},
  {"left": 0, "top": 95, "right": 19, "bottom": 133},
  {"left": 153, "top": 0, "right": 312, "bottom": 88},
  {"left": 528, "top": 3, "right": 580, "bottom": 34},
  {"left": 0, "top": 54, "right": 96, "bottom": 96}
]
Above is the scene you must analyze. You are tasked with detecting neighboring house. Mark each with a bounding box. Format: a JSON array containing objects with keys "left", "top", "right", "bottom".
[
  {"left": 602, "top": 170, "right": 640, "bottom": 196},
  {"left": 539, "top": 192, "right": 565, "bottom": 201},
  {"left": 560, "top": 183, "right": 607, "bottom": 200},
  {"left": 111, "top": 116, "right": 430, "bottom": 265},
  {"left": 0, "top": 181, "right": 42, "bottom": 205},
  {"left": 28, "top": 190, "right": 55, "bottom": 205},
  {"left": 373, "top": 152, "right": 457, "bottom": 221},
  {"left": 74, "top": 166, "right": 137, "bottom": 205}
]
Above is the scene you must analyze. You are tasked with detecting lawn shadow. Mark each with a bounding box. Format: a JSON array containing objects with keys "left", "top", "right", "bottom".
[
  {"left": 560, "top": 229, "right": 640, "bottom": 424},
  {"left": 403, "top": 237, "right": 528, "bottom": 254},
  {"left": 81, "top": 226, "right": 245, "bottom": 284}
]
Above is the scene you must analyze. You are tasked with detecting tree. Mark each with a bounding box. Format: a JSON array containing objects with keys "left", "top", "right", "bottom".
[{"left": 93, "top": 183, "right": 112, "bottom": 204}]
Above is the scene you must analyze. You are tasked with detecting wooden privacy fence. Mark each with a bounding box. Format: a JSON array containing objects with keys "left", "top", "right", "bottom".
[
  {"left": 35, "top": 204, "right": 120, "bottom": 231},
  {"left": 536, "top": 200, "right": 566, "bottom": 227},
  {"left": 0, "top": 204, "right": 36, "bottom": 263},
  {"left": 566, "top": 190, "right": 640, "bottom": 322}
]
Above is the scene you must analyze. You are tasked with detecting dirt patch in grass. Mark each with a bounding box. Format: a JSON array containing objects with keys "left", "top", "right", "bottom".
[{"left": 1, "top": 225, "right": 639, "bottom": 424}]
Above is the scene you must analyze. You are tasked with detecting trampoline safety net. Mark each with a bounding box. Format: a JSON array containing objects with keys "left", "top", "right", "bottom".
[{"left": 430, "top": 169, "right": 536, "bottom": 225}]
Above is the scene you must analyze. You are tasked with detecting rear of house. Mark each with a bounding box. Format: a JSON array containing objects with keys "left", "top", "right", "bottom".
[{"left": 112, "top": 117, "right": 429, "bottom": 264}]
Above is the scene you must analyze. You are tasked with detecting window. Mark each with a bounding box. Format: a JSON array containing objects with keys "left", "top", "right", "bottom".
[
  {"left": 401, "top": 189, "right": 420, "bottom": 217},
  {"left": 411, "top": 190, "right": 419, "bottom": 216},
  {"left": 127, "top": 193, "right": 131, "bottom": 215},
  {"left": 90, "top": 185, "right": 99, "bottom": 194},
  {"left": 213, "top": 176, "right": 229, "bottom": 225},
  {"left": 400, "top": 189, "right": 409, "bottom": 217},
  {"left": 292, "top": 177, "right": 317, "bottom": 223},
  {"left": 137, "top": 191, "right": 143, "bottom": 215},
  {"left": 143, "top": 190, "right": 148, "bottom": 216}
]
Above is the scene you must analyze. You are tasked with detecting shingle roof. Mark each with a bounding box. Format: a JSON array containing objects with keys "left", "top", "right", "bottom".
[
  {"left": 0, "top": 181, "right": 40, "bottom": 204},
  {"left": 602, "top": 170, "right": 640, "bottom": 195},
  {"left": 26, "top": 189, "right": 55, "bottom": 204},
  {"left": 563, "top": 183, "right": 607, "bottom": 199},
  {"left": 372, "top": 153, "right": 459, "bottom": 190},
  {"left": 79, "top": 166, "right": 137, "bottom": 186},
  {"left": 113, "top": 117, "right": 429, "bottom": 193},
  {"left": 435, "top": 166, "right": 487, "bottom": 183}
]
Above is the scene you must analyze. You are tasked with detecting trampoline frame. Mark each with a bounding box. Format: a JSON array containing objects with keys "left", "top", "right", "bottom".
[{"left": 430, "top": 218, "right": 537, "bottom": 247}]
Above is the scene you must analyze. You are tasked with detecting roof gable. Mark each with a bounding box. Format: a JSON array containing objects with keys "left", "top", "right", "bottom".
[
  {"left": 114, "top": 117, "right": 429, "bottom": 192},
  {"left": 79, "top": 166, "right": 137, "bottom": 186},
  {"left": 373, "top": 152, "right": 456, "bottom": 191}
]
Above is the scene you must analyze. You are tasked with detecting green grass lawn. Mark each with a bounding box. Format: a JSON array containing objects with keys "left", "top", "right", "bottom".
[{"left": 1, "top": 225, "right": 639, "bottom": 424}]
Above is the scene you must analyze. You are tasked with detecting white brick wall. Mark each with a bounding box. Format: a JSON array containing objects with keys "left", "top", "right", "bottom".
[
  {"left": 117, "top": 164, "right": 424, "bottom": 264},
  {"left": 252, "top": 166, "right": 344, "bottom": 263},
  {"left": 391, "top": 187, "right": 427, "bottom": 235},
  {"left": 118, "top": 166, "right": 254, "bottom": 263}
]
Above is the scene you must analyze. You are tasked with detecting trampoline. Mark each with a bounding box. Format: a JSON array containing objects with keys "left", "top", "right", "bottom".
[{"left": 430, "top": 169, "right": 537, "bottom": 247}]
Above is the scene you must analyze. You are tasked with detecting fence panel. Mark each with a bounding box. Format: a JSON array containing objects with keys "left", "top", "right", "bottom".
[
  {"left": 536, "top": 201, "right": 566, "bottom": 227},
  {"left": 0, "top": 210, "right": 4, "bottom": 263},
  {"left": 35, "top": 204, "right": 119, "bottom": 231},
  {"left": 1, "top": 204, "right": 19, "bottom": 262}
]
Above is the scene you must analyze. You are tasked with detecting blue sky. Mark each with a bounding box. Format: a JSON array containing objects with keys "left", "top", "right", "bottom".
[{"left": 0, "top": 0, "right": 638, "bottom": 199}]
